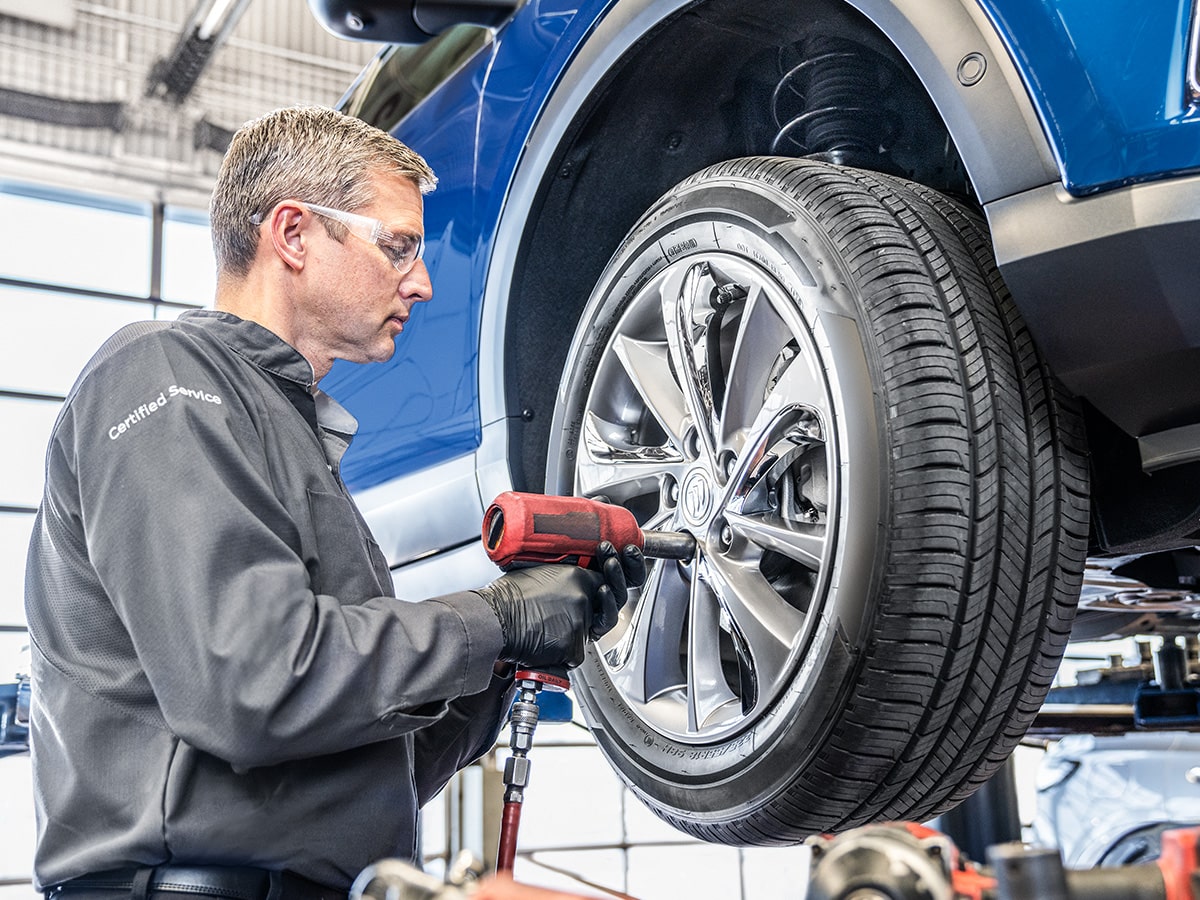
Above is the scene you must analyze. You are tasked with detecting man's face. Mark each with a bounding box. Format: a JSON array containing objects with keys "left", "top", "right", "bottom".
[{"left": 302, "top": 172, "right": 432, "bottom": 371}]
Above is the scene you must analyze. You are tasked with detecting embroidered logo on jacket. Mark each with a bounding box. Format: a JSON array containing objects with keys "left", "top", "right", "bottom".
[{"left": 107, "top": 385, "right": 223, "bottom": 440}]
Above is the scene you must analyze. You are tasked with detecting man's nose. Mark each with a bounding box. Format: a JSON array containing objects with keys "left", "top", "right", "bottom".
[{"left": 401, "top": 259, "right": 433, "bottom": 302}]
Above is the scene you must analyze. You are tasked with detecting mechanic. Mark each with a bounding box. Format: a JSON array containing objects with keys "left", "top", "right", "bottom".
[{"left": 24, "top": 105, "right": 644, "bottom": 900}]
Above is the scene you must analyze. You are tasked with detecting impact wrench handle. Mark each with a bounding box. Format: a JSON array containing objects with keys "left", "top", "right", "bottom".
[
  {"left": 496, "top": 668, "right": 571, "bottom": 873},
  {"left": 483, "top": 491, "right": 695, "bottom": 569}
]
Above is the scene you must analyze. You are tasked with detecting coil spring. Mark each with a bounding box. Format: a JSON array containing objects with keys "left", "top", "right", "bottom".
[{"left": 770, "top": 35, "right": 902, "bottom": 160}]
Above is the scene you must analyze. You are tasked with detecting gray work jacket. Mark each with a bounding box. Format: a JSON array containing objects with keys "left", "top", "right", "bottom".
[{"left": 24, "top": 310, "right": 509, "bottom": 891}]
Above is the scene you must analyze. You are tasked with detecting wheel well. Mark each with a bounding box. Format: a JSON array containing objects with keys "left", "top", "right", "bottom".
[
  {"left": 504, "top": 0, "right": 970, "bottom": 490},
  {"left": 1083, "top": 403, "right": 1200, "bottom": 555}
]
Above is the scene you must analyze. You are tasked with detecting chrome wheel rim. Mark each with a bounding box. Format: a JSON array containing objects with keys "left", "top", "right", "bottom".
[{"left": 576, "top": 252, "right": 841, "bottom": 743}]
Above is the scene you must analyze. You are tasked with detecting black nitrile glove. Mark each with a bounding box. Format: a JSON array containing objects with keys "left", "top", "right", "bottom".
[
  {"left": 477, "top": 541, "right": 646, "bottom": 668},
  {"left": 593, "top": 540, "right": 646, "bottom": 638}
]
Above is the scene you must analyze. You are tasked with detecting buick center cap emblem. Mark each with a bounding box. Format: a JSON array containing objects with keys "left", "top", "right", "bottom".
[{"left": 681, "top": 469, "right": 713, "bottom": 524}]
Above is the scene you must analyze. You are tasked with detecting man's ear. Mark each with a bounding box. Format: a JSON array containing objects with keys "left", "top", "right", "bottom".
[{"left": 266, "top": 202, "right": 307, "bottom": 272}]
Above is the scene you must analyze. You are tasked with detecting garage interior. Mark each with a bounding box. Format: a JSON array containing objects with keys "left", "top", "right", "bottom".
[{"left": 3, "top": 1, "right": 1200, "bottom": 898}]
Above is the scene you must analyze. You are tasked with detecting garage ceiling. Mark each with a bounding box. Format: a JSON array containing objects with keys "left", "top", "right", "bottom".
[{"left": 0, "top": 0, "right": 382, "bottom": 208}]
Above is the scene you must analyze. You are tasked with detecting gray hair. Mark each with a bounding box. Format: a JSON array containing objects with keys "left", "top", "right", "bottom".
[{"left": 210, "top": 105, "right": 437, "bottom": 278}]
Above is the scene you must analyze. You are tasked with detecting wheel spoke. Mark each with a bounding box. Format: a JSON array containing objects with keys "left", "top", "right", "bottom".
[
  {"left": 660, "top": 263, "right": 720, "bottom": 462},
  {"left": 720, "top": 351, "right": 828, "bottom": 516},
  {"left": 612, "top": 334, "right": 689, "bottom": 448},
  {"left": 687, "top": 568, "right": 739, "bottom": 732},
  {"left": 700, "top": 553, "right": 805, "bottom": 697},
  {"left": 577, "top": 412, "right": 686, "bottom": 502},
  {"left": 725, "top": 509, "right": 827, "bottom": 572},
  {"left": 720, "top": 405, "right": 809, "bottom": 515},
  {"left": 720, "top": 284, "right": 793, "bottom": 449},
  {"left": 606, "top": 560, "right": 690, "bottom": 704},
  {"left": 760, "top": 335, "right": 830, "bottom": 425}
]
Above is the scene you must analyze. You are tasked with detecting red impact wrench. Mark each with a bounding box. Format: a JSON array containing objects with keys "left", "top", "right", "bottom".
[
  {"left": 483, "top": 492, "right": 695, "bottom": 873},
  {"left": 482, "top": 491, "right": 696, "bottom": 568}
]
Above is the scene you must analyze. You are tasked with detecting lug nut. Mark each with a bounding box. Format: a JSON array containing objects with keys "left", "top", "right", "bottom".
[
  {"left": 715, "top": 449, "right": 737, "bottom": 485},
  {"left": 665, "top": 478, "right": 679, "bottom": 507},
  {"left": 719, "top": 523, "right": 733, "bottom": 550}
]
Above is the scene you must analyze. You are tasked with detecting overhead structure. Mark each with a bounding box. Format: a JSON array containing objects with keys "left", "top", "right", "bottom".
[
  {"left": 147, "top": 0, "right": 255, "bottom": 103},
  {"left": 0, "top": 0, "right": 379, "bottom": 205}
]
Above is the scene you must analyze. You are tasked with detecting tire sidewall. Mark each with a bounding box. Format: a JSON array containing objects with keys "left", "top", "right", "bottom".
[{"left": 547, "top": 172, "right": 891, "bottom": 820}]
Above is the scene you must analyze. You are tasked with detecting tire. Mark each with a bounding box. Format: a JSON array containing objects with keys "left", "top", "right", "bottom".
[{"left": 544, "top": 157, "right": 1090, "bottom": 843}]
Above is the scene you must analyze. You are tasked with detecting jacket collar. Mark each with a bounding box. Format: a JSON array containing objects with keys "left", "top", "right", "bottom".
[
  {"left": 178, "top": 309, "right": 358, "bottom": 437},
  {"left": 179, "top": 309, "right": 316, "bottom": 388}
]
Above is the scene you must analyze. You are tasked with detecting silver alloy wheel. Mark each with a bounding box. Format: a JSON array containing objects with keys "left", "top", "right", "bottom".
[{"left": 576, "top": 252, "right": 839, "bottom": 742}]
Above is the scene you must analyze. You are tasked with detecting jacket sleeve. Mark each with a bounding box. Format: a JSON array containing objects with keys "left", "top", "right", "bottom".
[
  {"left": 49, "top": 330, "right": 504, "bottom": 770},
  {"left": 412, "top": 672, "right": 516, "bottom": 806}
]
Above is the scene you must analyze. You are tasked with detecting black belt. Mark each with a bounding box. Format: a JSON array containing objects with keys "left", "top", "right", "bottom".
[{"left": 47, "top": 865, "right": 344, "bottom": 900}]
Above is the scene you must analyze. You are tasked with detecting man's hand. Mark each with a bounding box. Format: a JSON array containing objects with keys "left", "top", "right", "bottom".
[{"left": 476, "top": 542, "right": 645, "bottom": 668}]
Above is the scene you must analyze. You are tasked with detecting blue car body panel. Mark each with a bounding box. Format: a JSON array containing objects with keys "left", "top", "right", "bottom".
[
  {"left": 323, "top": 0, "right": 1200, "bottom": 493},
  {"left": 325, "top": 41, "right": 498, "bottom": 490},
  {"left": 326, "top": 0, "right": 603, "bottom": 491},
  {"left": 977, "top": 0, "right": 1200, "bottom": 194}
]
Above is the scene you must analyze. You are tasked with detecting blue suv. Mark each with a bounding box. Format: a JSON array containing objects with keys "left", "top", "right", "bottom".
[{"left": 308, "top": 0, "right": 1200, "bottom": 845}]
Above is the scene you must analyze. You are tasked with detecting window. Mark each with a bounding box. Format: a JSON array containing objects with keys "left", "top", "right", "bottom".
[
  {"left": 0, "top": 514, "right": 34, "bottom": 642},
  {"left": 0, "top": 186, "right": 152, "bottom": 297},
  {"left": 162, "top": 208, "right": 217, "bottom": 306},
  {"left": 339, "top": 24, "right": 491, "bottom": 132},
  {"left": 0, "top": 287, "right": 154, "bottom": 395}
]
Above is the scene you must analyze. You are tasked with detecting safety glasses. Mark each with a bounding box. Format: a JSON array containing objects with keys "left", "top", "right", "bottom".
[{"left": 251, "top": 202, "right": 425, "bottom": 275}]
